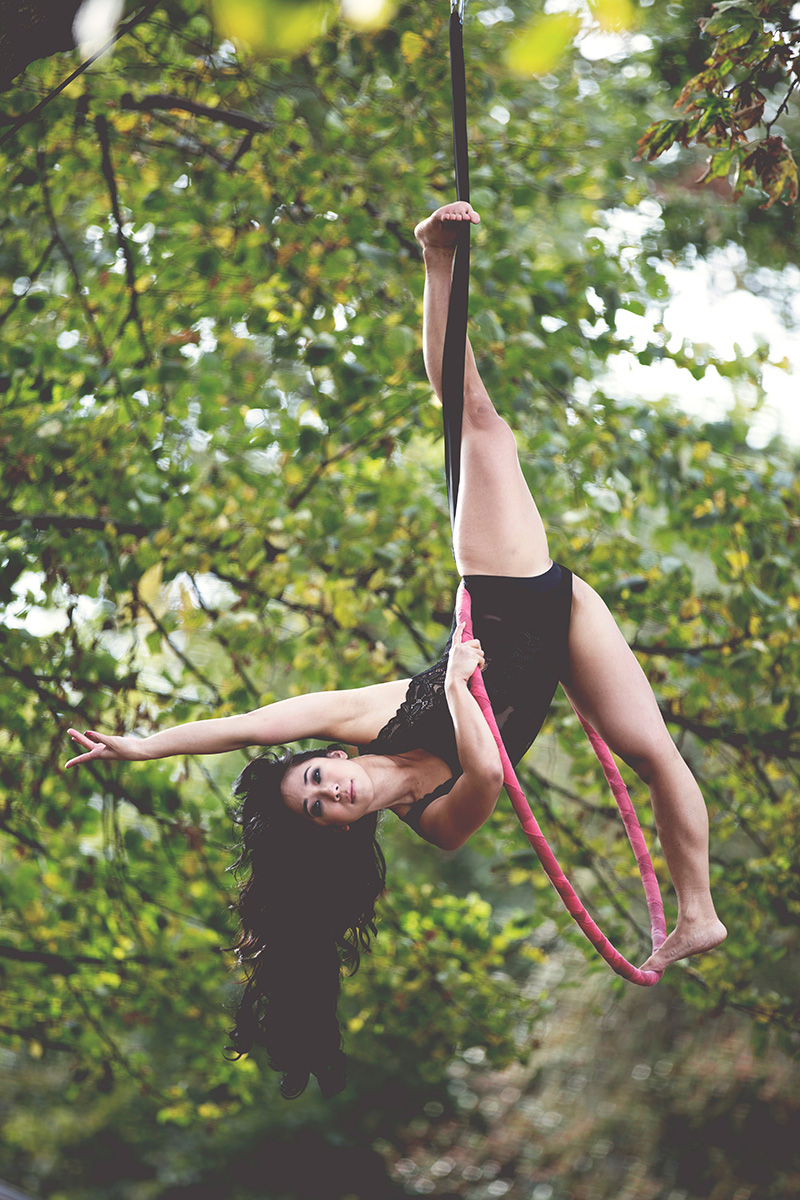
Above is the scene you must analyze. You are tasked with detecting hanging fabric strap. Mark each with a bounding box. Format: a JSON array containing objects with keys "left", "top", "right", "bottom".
[
  {"left": 442, "top": 3, "right": 471, "bottom": 525},
  {"left": 441, "top": 3, "right": 666, "bottom": 986}
]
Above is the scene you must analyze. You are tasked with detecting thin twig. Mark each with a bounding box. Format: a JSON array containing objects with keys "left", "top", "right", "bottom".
[
  {"left": 188, "top": 573, "right": 261, "bottom": 701},
  {"left": 766, "top": 77, "right": 799, "bottom": 135},
  {"left": 133, "top": 591, "right": 221, "bottom": 702},
  {"left": 37, "top": 150, "right": 112, "bottom": 367},
  {"left": 138, "top": 110, "right": 242, "bottom": 170},
  {"left": 0, "top": 236, "right": 57, "bottom": 330},
  {"left": 95, "top": 114, "right": 150, "bottom": 358}
]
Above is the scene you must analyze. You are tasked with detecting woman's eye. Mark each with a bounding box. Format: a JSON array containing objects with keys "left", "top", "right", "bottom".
[
  {"left": 312, "top": 799, "right": 322, "bottom": 817},
  {"left": 312, "top": 767, "right": 321, "bottom": 784}
]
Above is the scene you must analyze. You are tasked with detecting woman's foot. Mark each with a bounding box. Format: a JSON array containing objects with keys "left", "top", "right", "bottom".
[
  {"left": 639, "top": 914, "right": 727, "bottom": 972},
  {"left": 414, "top": 201, "right": 481, "bottom": 251}
]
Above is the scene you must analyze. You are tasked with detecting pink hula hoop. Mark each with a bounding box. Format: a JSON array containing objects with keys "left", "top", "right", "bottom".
[{"left": 457, "top": 582, "right": 666, "bottom": 987}]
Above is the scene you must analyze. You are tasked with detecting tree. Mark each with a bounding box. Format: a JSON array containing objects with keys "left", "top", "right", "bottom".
[
  {"left": 1, "top": 1, "right": 799, "bottom": 1184},
  {"left": 638, "top": 0, "right": 800, "bottom": 208}
]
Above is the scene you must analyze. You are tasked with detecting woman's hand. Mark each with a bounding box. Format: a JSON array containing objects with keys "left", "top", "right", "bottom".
[
  {"left": 446, "top": 623, "right": 486, "bottom": 688},
  {"left": 65, "top": 729, "right": 149, "bottom": 769}
]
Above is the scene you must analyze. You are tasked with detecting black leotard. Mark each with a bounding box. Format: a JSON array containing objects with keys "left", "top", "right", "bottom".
[{"left": 361, "top": 562, "right": 573, "bottom": 838}]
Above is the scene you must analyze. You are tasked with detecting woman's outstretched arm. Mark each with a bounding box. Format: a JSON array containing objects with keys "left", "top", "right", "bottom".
[{"left": 65, "top": 679, "right": 411, "bottom": 769}]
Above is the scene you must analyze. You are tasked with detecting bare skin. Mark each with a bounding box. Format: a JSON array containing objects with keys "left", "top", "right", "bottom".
[
  {"left": 67, "top": 202, "right": 725, "bottom": 972},
  {"left": 278, "top": 629, "right": 489, "bottom": 834},
  {"left": 414, "top": 202, "right": 726, "bottom": 972}
]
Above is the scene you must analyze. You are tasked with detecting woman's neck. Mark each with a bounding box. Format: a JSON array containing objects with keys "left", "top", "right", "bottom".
[{"left": 360, "top": 750, "right": 452, "bottom": 814}]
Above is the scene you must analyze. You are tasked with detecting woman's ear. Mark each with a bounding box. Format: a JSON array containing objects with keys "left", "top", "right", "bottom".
[
  {"left": 329, "top": 749, "right": 348, "bottom": 759},
  {"left": 332, "top": 824, "right": 351, "bottom": 834}
]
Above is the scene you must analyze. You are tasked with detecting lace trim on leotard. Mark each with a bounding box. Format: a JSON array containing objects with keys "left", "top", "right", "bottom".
[
  {"left": 370, "top": 653, "right": 459, "bottom": 772},
  {"left": 363, "top": 566, "right": 573, "bottom": 839}
]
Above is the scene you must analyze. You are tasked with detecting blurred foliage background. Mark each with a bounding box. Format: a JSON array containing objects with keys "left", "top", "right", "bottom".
[{"left": 1, "top": 0, "right": 800, "bottom": 1196}]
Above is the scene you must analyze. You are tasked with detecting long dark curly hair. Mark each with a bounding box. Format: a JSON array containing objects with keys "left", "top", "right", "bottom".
[{"left": 227, "top": 747, "right": 386, "bottom": 1099}]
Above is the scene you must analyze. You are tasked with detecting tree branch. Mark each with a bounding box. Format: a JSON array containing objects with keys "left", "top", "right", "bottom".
[
  {"left": 37, "top": 149, "right": 113, "bottom": 368},
  {"left": 0, "top": 0, "right": 163, "bottom": 147},
  {"left": 36, "top": 149, "right": 160, "bottom": 449},
  {"left": 0, "top": 235, "right": 57, "bottom": 330},
  {"left": 132, "top": 590, "right": 221, "bottom": 702},
  {"left": 0, "top": 656, "right": 86, "bottom": 718},
  {"left": 765, "top": 76, "right": 799, "bottom": 135},
  {"left": 0, "top": 820, "right": 46, "bottom": 854},
  {"left": 95, "top": 113, "right": 150, "bottom": 359},
  {"left": 188, "top": 574, "right": 261, "bottom": 702},
  {"left": 0, "top": 941, "right": 152, "bottom": 974},
  {"left": 120, "top": 92, "right": 273, "bottom": 134},
  {"left": 632, "top": 633, "right": 751, "bottom": 657},
  {"left": 663, "top": 707, "right": 800, "bottom": 759},
  {"left": 135, "top": 111, "right": 243, "bottom": 171},
  {"left": 0, "top": 514, "right": 150, "bottom": 535},
  {"left": 0, "top": 1020, "right": 76, "bottom": 1054},
  {"left": 522, "top": 788, "right": 657, "bottom": 948}
]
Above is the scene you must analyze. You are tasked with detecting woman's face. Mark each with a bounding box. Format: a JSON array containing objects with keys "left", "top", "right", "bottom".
[{"left": 280, "top": 750, "right": 373, "bottom": 831}]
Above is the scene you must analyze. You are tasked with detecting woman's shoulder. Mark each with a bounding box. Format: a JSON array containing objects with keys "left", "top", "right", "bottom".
[{"left": 331, "top": 678, "right": 413, "bottom": 745}]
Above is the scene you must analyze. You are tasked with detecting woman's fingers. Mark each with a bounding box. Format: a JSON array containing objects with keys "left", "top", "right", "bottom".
[
  {"left": 65, "top": 745, "right": 102, "bottom": 768},
  {"left": 65, "top": 728, "right": 114, "bottom": 768},
  {"left": 67, "top": 728, "right": 97, "bottom": 749},
  {"left": 66, "top": 750, "right": 98, "bottom": 768}
]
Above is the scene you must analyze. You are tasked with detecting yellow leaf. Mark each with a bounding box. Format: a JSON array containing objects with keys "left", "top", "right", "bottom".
[
  {"left": 97, "top": 971, "right": 122, "bottom": 989},
  {"left": 211, "top": 226, "right": 234, "bottom": 250},
  {"left": 724, "top": 549, "right": 749, "bottom": 577},
  {"left": 506, "top": 13, "right": 582, "bottom": 77},
  {"left": 211, "top": 0, "right": 334, "bottom": 56},
  {"left": 251, "top": 284, "right": 275, "bottom": 309},
  {"left": 114, "top": 112, "right": 140, "bottom": 133},
  {"left": 61, "top": 77, "right": 86, "bottom": 99},
  {"left": 197, "top": 1102, "right": 224, "bottom": 1120},
  {"left": 401, "top": 30, "right": 426, "bottom": 64},
  {"left": 589, "top": 0, "right": 636, "bottom": 31},
  {"left": 138, "top": 561, "right": 163, "bottom": 605},
  {"left": 29, "top": 1040, "right": 43, "bottom": 1060}
]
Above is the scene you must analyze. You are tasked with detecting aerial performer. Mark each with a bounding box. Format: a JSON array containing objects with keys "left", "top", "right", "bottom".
[{"left": 66, "top": 201, "right": 727, "bottom": 1099}]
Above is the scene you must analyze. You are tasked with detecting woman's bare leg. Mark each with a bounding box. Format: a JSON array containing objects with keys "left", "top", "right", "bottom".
[
  {"left": 415, "top": 202, "right": 725, "bottom": 970},
  {"left": 414, "top": 203, "right": 551, "bottom": 578},
  {"left": 564, "top": 577, "right": 727, "bottom": 970}
]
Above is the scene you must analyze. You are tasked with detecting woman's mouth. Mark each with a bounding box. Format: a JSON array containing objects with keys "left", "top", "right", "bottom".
[{"left": 350, "top": 780, "right": 355, "bottom": 804}]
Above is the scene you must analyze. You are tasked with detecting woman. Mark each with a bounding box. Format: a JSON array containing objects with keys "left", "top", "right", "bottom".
[{"left": 67, "top": 203, "right": 726, "bottom": 1098}]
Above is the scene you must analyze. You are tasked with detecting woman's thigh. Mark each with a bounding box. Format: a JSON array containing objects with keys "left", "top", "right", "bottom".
[
  {"left": 452, "top": 403, "right": 551, "bottom": 578},
  {"left": 563, "top": 574, "right": 676, "bottom": 774}
]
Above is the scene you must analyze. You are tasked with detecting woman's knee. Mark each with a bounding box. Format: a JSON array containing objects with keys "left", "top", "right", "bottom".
[
  {"left": 462, "top": 395, "right": 514, "bottom": 441},
  {"left": 626, "top": 735, "right": 683, "bottom": 786}
]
